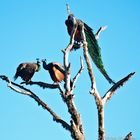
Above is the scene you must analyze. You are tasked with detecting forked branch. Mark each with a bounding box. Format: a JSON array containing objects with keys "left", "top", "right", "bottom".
[
  {"left": 102, "top": 72, "right": 135, "bottom": 104},
  {"left": 78, "top": 16, "right": 135, "bottom": 140},
  {"left": 95, "top": 26, "right": 107, "bottom": 40},
  {"left": 62, "top": 13, "right": 85, "bottom": 139},
  {"left": 0, "top": 75, "right": 71, "bottom": 131},
  {"left": 81, "top": 22, "right": 101, "bottom": 102}
]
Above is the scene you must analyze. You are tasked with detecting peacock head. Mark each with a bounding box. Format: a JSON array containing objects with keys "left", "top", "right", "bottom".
[
  {"left": 41, "top": 58, "right": 46, "bottom": 64},
  {"left": 41, "top": 59, "right": 49, "bottom": 70},
  {"left": 67, "top": 14, "right": 77, "bottom": 28}
]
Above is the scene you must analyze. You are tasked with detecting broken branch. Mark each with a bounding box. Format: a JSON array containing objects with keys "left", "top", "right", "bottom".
[{"left": 102, "top": 72, "right": 135, "bottom": 104}]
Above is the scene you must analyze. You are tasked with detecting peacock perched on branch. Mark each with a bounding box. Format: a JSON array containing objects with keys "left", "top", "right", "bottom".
[
  {"left": 42, "top": 59, "right": 73, "bottom": 87},
  {"left": 14, "top": 59, "right": 41, "bottom": 83},
  {"left": 42, "top": 59, "right": 65, "bottom": 83},
  {"left": 65, "top": 13, "right": 115, "bottom": 84}
]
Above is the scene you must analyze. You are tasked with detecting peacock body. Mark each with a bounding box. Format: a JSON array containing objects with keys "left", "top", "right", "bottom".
[
  {"left": 14, "top": 60, "right": 40, "bottom": 83},
  {"left": 65, "top": 14, "right": 115, "bottom": 84}
]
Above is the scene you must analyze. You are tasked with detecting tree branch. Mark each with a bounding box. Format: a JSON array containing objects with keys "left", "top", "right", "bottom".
[
  {"left": 23, "top": 81, "right": 60, "bottom": 89},
  {"left": 62, "top": 15, "right": 78, "bottom": 92},
  {"left": 0, "top": 75, "right": 71, "bottom": 131},
  {"left": 102, "top": 72, "right": 135, "bottom": 104},
  {"left": 62, "top": 15, "right": 85, "bottom": 139},
  {"left": 95, "top": 26, "right": 107, "bottom": 40},
  {"left": 26, "top": 80, "right": 66, "bottom": 103},
  {"left": 124, "top": 132, "right": 132, "bottom": 140},
  {"left": 66, "top": 4, "right": 71, "bottom": 15},
  {"left": 80, "top": 21, "right": 106, "bottom": 140},
  {"left": 80, "top": 22, "right": 101, "bottom": 103},
  {"left": 71, "top": 56, "right": 84, "bottom": 91}
]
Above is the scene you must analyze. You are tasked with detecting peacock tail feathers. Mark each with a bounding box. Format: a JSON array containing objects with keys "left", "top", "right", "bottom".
[{"left": 84, "top": 23, "right": 115, "bottom": 84}]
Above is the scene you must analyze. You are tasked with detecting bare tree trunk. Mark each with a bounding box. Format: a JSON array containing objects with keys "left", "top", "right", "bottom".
[
  {"left": 98, "top": 104, "right": 105, "bottom": 140},
  {"left": 63, "top": 24, "right": 85, "bottom": 140},
  {"left": 80, "top": 21, "right": 135, "bottom": 140},
  {"left": 0, "top": 6, "right": 135, "bottom": 139}
]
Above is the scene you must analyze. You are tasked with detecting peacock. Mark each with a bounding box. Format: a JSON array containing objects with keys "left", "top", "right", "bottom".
[
  {"left": 65, "top": 14, "right": 115, "bottom": 84},
  {"left": 42, "top": 59, "right": 73, "bottom": 86},
  {"left": 14, "top": 59, "right": 41, "bottom": 83}
]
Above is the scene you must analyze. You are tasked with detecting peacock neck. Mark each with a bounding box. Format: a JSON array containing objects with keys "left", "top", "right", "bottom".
[
  {"left": 43, "top": 61, "right": 49, "bottom": 70},
  {"left": 37, "top": 63, "right": 41, "bottom": 72}
]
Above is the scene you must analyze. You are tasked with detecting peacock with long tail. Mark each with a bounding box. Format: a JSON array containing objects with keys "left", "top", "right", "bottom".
[{"left": 65, "top": 7, "right": 115, "bottom": 84}]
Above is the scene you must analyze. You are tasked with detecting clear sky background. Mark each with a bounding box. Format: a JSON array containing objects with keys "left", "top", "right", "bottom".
[{"left": 0, "top": 0, "right": 139, "bottom": 140}]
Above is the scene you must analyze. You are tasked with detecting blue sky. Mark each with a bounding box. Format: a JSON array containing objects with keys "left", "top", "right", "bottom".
[{"left": 0, "top": 0, "right": 139, "bottom": 139}]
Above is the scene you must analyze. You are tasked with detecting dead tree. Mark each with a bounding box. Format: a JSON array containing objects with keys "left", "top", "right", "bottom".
[
  {"left": 65, "top": 6, "right": 135, "bottom": 139},
  {"left": 0, "top": 6, "right": 135, "bottom": 140},
  {"left": 80, "top": 18, "right": 135, "bottom": 140},
  {"left": 0, "top": 25, "right": 85, "bottom": 140}
]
